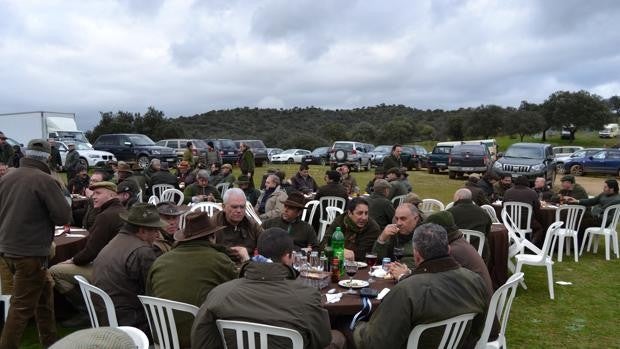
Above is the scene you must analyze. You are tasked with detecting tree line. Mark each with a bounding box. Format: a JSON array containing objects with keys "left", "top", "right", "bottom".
[{"left": 86, "top": 90, "right": 619, "bottom": 149}]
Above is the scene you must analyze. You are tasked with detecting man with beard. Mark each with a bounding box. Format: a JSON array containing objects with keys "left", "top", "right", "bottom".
[{"left": 262, "top": 192, "right": 318, "bottom": 250}]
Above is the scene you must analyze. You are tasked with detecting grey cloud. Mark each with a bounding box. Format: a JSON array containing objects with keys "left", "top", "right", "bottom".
[{"left": 118, "top": 0, "right": 165, "bottom": 16}]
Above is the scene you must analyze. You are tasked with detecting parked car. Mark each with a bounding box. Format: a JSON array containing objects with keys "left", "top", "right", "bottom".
[
  {"left": 563, "top": 148, "right": 620, "bottom": 176},
  {"left": 427, "top": 141, "right": 461, "bottom": 174},
  {"left": 93, "top": 133, "right": 177, "bottom": 169},
  {"left": 328, "top": 141, "right": 373, "bottom": 171},
  {"left": 56, "top": 141, "right": 116, "bottom": 170},
  {"left": 155, "top": 139, "right": 208, "bottom": 161},
  {"left": 401, "top": 145, "right": 426, "bottom": 170},
  {"left": 204, "top": 138, "right": 238, "bottom": 164},
  {"left": 406, "top": 144, "right": 430, "bottom": 167},
  {"left": 267, "top": 148, "right": 283, "bottom": 163},
  {"left": 492, "top": 142, "right": 556, "bottom": 186},
  {"left": 447, "top": 144, "right": 491, "bottom": 179},
  {"left": 369, "top": 145, "right": 392, "bottom": 167},
  {"left": 553, "top": 146, "right": 585, "bottom": 173},
  {"left": 599, "top": 123, "right": 619, "bottom": 138},
  {"left": 555, "top": 148, "right": 604, "bottom": 174},
  {"left": 303, "top": 147, "right": 330, "bottom": 166},
  {"left": 271, "top": 149, "right": 311, "bottom": 164},
  {"left": 235, "top": 139, "right": 268, "bottom": 166},
  {"left": 5, "top": 137, "right": 25, "bottom": 154}
]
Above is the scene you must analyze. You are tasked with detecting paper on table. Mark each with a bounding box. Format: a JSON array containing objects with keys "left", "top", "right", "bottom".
[
  {"left": 68, "top": 228, "right": 88, "bottom": 232},
  {"left": 65, "top": 233, "right": 86, "bottom": 238},
  {"left": 370, "top": 268, "right": 387, "bottom": 278},
  {"left": 325, "top": 293, "right": 343, "bottom": 303},
  {"left": 556, "top": 281, "right": 572, "bottom": 285}
]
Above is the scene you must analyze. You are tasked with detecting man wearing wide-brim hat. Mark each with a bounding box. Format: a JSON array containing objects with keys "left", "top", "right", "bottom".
[
  {"left": 92, "top": 203, "right": 165, "bottom": 336},
  {"left": 153, "top": 202, "right": 188, "bottom": 253},
  {"left": 261, "top": 191, "right": 318, "bottom": 250},
  {"left": 147, "top": 211, "right": 237, "bottom": 348}
]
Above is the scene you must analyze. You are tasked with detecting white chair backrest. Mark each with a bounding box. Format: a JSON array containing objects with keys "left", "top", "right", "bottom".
[
  {"left": 598, "top": 203, "right": 620, "bottom": 230},
  {"left": 391, "top": 195, "right": 407, "bottom": 207},
  {"left": 540, "top": 221, "right": 564, "bottom": 257},
  {"left": 480, "top": 205, "right": 500, "bottom": 223},
  {"left": 326, "top": 207, "right": 344, "bottom": 224},
  {"left": 301, "top": 200, "right": 320, "bottom": 224},
  {"left": 503, "top": 202, "right": 533, "bottom": 239},
  {"left": 475, "top": 273, "right": 524, "bottom": 349},
  {"left": 138, "top": 295, "right": 199, "bottom": 349},
  {"left": 74, "top": 275, "right": 118, "bottom": 328},
  {"left": 148, "top": 195, "right": 160, "bottom": 205},
  {"left": 216, "top": 182, "right": 230, "bottom": 197},
  {"left": 152, "top": 184, "right": 175, "bottom": 200},
  {"left": 406, "top": 312, "right": 477, "bottom": 349},
  {"left": 161, "top": 189, "right": 184, "bottom": 206},
  {"left": 319, "top": 196, "right": 347, "bottom": 222},
  {"left": 190, "top": 202, "right": 223, "bottom": 217},
  {"left": 460, "top": 229, "right": 486, "bottom": 256},
  {"left": 420, "top": 199, "right": 445, "bottom": 215},
  {"left": 137, "top": 189, "right": 143, "bottom": 203},
  {"left": 245, "top": 200, "right": 262, "bottom": 225},
  {"left": 118, "top": 326, "right": 150, "bottom": 349},
  {"left": 0, "top": 276, "right": 10, "bottom": 320},
  {"left": 555, "top": 205, "right": 585, "bottom": 233},
  {"left": 216, "top": 320, "right": 304, "bottom": 349},
  {"left": 444, "top": 201, "right": 454, "bottom": 210}
]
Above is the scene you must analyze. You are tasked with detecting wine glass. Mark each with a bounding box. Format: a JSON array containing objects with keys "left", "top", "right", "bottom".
[
  {"left": 344, "top": 260, "right": 359, "bottom": 294},
  {"left": 365, "top": 253, "right": 377, "bottom": 283}
]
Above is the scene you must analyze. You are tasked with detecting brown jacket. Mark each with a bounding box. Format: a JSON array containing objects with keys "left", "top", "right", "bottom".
[{"left": 213, "top": 210, "right": 263, "bottom": 256}]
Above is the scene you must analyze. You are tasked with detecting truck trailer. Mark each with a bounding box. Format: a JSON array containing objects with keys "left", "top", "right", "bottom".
[{"left": 0, "top": 111, "right": 89, "bottom": 145}]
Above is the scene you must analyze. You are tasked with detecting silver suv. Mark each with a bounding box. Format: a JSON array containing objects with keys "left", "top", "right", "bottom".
[{"left": 329, "top": 141, "right": 373, "bottom": 171}]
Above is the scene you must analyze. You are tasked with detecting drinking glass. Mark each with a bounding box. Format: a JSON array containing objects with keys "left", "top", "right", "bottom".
[
  {"left": 309, "top": 252, "right": 321, "bottom": 271},
  {"left": 344, "top": 260, "right": 359, "bottom": 294},
  {"left": 393, "top": 247, "right": 405, "bottom": 262},
  {"left": 292, "top": 251, "right": 301, "bottom": 271},
  {"left": 365, "top": 253, "right": 377, "bottom": 283}
]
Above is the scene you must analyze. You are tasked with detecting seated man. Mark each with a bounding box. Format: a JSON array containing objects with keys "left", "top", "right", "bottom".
[
  {"left": 385, "top": 167, "right": 407, "bottom": 199},
  {"left": 493, "top": 174, "right": 512, "bottom": 201},
  {"left": 365, "top": 167, "right": 384, "bottom": 194},
  {"left": 67, "top": 166, "right": 89, "bottom": 195},
  {"left": 566, "top": 178, "right": 620, "bottom": 224},
  {"left": 552, "top": 175, "right": 588, "bottom": 203},
  {"left": 236, "top": 175, "right": 261, "bottom": 206},
  {"left": 143, "top": 159, "right": 160, "bottom": 188},
  {"left": 50, "top": 181, "right": 126, "bottom": 327},
  {"left": 463, "top": 174, "right": 490, "bottom": 206},
  {"left": 316, "top": 170, "right": 348, "bottom": 202},
  {"left": 448, "top": 188, "right": 492, "bottom": 263},
  {"left": 117, "top": 180, "right": 140, "bottom": 209},
  {"left": 214, "top": 188, "right": 263, "bottom": 258},
  {"left": 92, "top": 204, "right": 163, "bottom": 336},
  {"left": 339, "top": 164, "right": 359, "bottom": 195},
  {"left": 262, "top": 192, "right": 318, "bottom": 250},
  {"left": 177, "top": 160, "right": 195, "bottom": 188},
  {"left": 291, "top": 163, "right": 318, "bottom": 194},
  {"left": 504, "top": 176, "right": 543, "bottom": 246},
  {"left": 533, "top": 176, "right": 553, "bottom": 201},
  {"left": 184, "top": 169, "right": 222, "bottom": 204},
  {"left": 319, "top": 197, "right": 381, "bottom": 261},
  {"left": 148, "top": 211, "right": 237, "bottom": 349},
  {"left": 148, "top": 162, "right": 178, "bottom": 192},
  {"left": 191, "top": 228, "right": 345, "bottom": 349},
  {"left": 154, "top": 202, "right": 187, "bottom": 253},
  {"left": 208, "top": 162, "right": 222, "bottom": 186},
  {"left": 79, "top": 171, "right": 104, "bottom": 230},
  {"left": 372, "top": 203, "right": 420, "bottom": 269},
  {"left": 219, "top": 164, "right": 236, "bottom": 185},
  {"left": 353, "top": 223, "right": 488, "bottom": 349},
  {"left": 366, "top": 179, "right": 395, "bottom": 230},
  {"left": 255, "top": 174, "right": 288, "bottom": 220}
]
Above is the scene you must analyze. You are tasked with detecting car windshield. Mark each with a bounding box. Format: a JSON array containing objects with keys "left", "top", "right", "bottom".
[
  {"left": 192, "top": 140, "right": 207, "bottom": 148},
  {"left": 571, "top": 150, "right": 586, "bottom": 158},
  {"left": 333, "top": 142, "right": 354, "bottom": 151},
  {"left": 245, "top": 141, "right": 265, "bottom": 149},
  {"left": 505, "top": 146, "right": 544, "bottom": 159},
  {"left": 74, "top": 143, "right": 93, "bottom": 150},
  {"left": 453, "top": 145, "right": 485, "bottom": 155},
  {"left": 127, "top": 135, "right": 155, "bottom": 146},
  {"left": 312, "top": 147, "right": 328, "bottom": 155},
  {"left": 281, "top": 149, "right": 296, "bottom": 154},
  {"left": 432, "top": 146, "right": 452, "bottom": 154},
  {"left": 373, "top": 146, "right": 391, "bottom": 153}
]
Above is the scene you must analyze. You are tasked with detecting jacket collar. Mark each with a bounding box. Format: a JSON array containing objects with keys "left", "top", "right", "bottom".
[
  {"left": 20, "top": 157, "right": 51, "bottom": 174},
  {"left": 239, "top": 261, "right": 298, "bottom": 281},
  {"left": 454, "top": 198, "right": 474, "bottom": 206},
  {"left": 101, "top": 198, "right": 121, "bottom": 210},
  {"left": 411, "top": 255, "right": 460, "bottom": 275}
]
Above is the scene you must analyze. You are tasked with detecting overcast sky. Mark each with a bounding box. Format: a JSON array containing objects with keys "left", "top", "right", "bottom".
[{"left": 1, "top": 0, "right": 619, "bottom": 130}]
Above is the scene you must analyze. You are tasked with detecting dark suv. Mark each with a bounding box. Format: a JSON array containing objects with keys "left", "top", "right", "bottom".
[
  {"left": 492, "top": 142, "right": 556, "bottom": 186},
  {"left": 93, "top": 133, "right": 177, "bottom": 169},
  {"left": 447, "top": 144, "right": 491, "bottom": 179},
  {"left": 204, "top": 138, "right": 238, "bottom": 164},
  {"left": 235, "top": 139, "right": 268, "bottom": 166}
]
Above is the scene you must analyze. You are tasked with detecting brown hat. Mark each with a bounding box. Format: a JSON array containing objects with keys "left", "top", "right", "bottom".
[
  {"left": 222, "top": 163, "right": 232, "bottom": 170},
  {"left": 283, "top": 192, "right": 306, "bottom": 209},
  {"left": 118, "top": 203, "right": 166, "bottom": 228},
  {"left": 27, "top": 139, "right": 52, "bottom": 154},
  {"left": 235, "top": 175, "right": 251, "bottom": 185},
  {"left": 117, "top": 180, "right": 139, "bottom": 194},
  {"left": 89, "top": 181, "right": 117, "bottom": 192},
  {"left": 178, "top": 160, "right": 190, "bottom": 169},
  {"left": 560, "top": 174, "right": 575, "bottom": 184},
  {"left": 156, "top": 202, "right": 188, "bottom": 216},
  {"left": 174, "top": 211, "right": 225, "bottom": 241},
  {"left": 117, "top": 161, "right": 132, "bottom": 173}
]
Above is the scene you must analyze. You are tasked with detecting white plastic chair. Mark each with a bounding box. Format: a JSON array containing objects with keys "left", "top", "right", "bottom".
[
  {"left": 318, "top": 196, "right": 347, "bottom": 242},
  {"left": 137, "top": 189, "right": 143, "bottom": 203},
  {"left": 161, "top": 189, "right": 184, "bottom": 206},
  {"left": 460, "top": 229, "right": 486, "bottom": 257},
  {"left": 503, "top": 202, "right": 533, "bottom": 240},
  {"left": 475, "top": 273, "right": 524, "bottom": 349},
  {"left": 245, "top": 200, "right": 262, "bottom": 225},
  {"left": 580, "top": 203, "right": 620, "bottom": 260},
  {"left": 190, "top": 202, "right": 223, "bottom": 217},
  {"left": 216, "top": 320, "right": 304, "bottom": 349},
  {"left": 216, "top": 182, "right": 230, "bottom": 197},
  {"left": 138, "top": 295, "right": 199, "bottom": 349},
  {"left": 550, "top": 205, "right": 585, "bottom": 262},
  {"left": 420, "top": 199, "right": 445, "bottom": 216},
  {"left": 481, "top": 205, "right": 500, "bottom": 224},
  {"left": 515, "top": 221, "right": 563, "bottom": 300},
  {"left": 321, "top": 207, "right": 344, "bottom": 242},
  {"left": 0, "top": 276, "right": 10, "bottom": 320},
  {"left": 152, "top": 184, "right": 175, "bottom": 200},
  {"left": 74, "top": 275, "right": 118, "bottom": 328},
  {"left": 301, "top": 200, "right": 319, "bottom": 224},
  {"left": 391, "top": 194, "right": 407, "bottom": 207},
  {"left": 148, "top": 195, "right": 160, "bottom": 205},
  {"left": 118, "top": 326, "right": 150, "bottom": 349},
  {"left": 406, "top": 312, "right": 477, "bottom": 349},
  {"left": 444, "top": 201, "right": 455, "bottom": 210}
]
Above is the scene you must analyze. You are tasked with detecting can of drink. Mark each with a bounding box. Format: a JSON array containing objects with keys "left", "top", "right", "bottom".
[{"left": 382, "top": 257, "right": 391, "bottom": 271}]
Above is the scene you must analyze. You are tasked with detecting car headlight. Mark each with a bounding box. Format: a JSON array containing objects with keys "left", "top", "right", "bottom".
[
  {"left": 531, "top": 164, "right": 544, "bottom": 171},
  {"left": 151, "top": 150, "right": 161, "bottom": 155},
  {"left": 88, "top": 154, "right": 100, "bottom": 158},
  {"left": 493, "top": 162, "right": 503, "bottom": 169}
]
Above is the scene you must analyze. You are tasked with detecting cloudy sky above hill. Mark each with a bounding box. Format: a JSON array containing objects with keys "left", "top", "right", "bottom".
[{"left": 1, "top": 0, "right": 619, "bottom": 129}]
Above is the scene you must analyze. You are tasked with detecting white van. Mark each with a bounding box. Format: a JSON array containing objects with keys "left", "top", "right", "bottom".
[{"left": 598, "top": 123, "right": 619, "bottom": 138}]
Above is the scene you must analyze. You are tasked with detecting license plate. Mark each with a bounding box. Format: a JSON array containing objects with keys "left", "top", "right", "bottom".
[
  {"left": 304, "top": 158, "right": 312, "bottom": 162},
  {"left": 511, "top": 174, "right": 519, "bottom": 178},
  {"left": 166, "top": 158, "right": 175, "bottom": 162},
  {"left": 228, "top": 152, "right": 234, "bottom": 155},
  {"left": 437, "top": 163, "right": 446, "bottom": 166},
  {"left": 462, "top": 167, "right": 474, "bottom": 171}
]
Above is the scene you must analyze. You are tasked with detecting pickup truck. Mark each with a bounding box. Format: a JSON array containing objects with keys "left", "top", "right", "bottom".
[
  {"left": 427, "top": 141, "right": 461, "bottom": 174},
  {"left": 447, "top": 144, "right": 491, "bottom": 179},
  {"left": 492, "top": 142, "right": 556, "bottom": 186}
]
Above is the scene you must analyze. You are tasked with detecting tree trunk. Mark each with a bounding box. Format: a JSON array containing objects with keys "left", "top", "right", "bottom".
[
  {"left": 541, "top": 128, "right": 548, "bottom": 141},
  {"left": 520, "top": 134, "right": 525, "bottom": 142},
  {"left": 569, "top": 130, "right": 577, "bottom": 143}
]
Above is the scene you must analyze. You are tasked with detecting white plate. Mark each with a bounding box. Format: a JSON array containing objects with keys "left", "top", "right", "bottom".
[
  {"left": 356, "top": 261, "right": 368, "bottom": 268},
  {"left": 338, "top": 279, "right": 370, "bottom": 289}
]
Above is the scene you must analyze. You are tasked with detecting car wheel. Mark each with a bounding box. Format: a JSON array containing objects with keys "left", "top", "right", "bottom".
[
  {"left": 137, "top": 156, "right": 150, "bottom": 169},
  {"left": 79, "top": 158, "right": 89, "bottom": 170},
  {"left": 448, "top": 171, "right": 456, "bottom": 179},
  {"left": 356, "top": 160, "right": 362, "bottom": 172},
  {"left": 428, "top": 167, "right": 434, "bottom": 174},
  {"left": 570, "top": 165, "right": 583, "bottom": 176},
  {"left": 287, "top": 158, "right": 294, "bottom": 164},
  {"left": 416, "top": 161, "right": 422, "bottom": 171},
  {"left": 320, "top": 158, "right": 326, "bottom": 166},
  {"left": 556, "top": 163, "right": 565, "bottom": 175}
]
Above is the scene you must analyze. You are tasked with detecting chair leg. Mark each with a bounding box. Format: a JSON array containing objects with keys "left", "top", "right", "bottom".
[
  {"left": 546, "top": 263, "right": 554, "bottom": 300},
  {"left": 557, "top": 235, "right": 564, "bottom": 262},
  {"left": 317, "top": 223, "right": 327, "bottom": 243},
  {"left": 592, "top": 236, "right": 599, "bottom": 254},
  {"left": 580, "top": 231, "right": 589, "bottom": 256},
  {"left": 613, "top": 232, "right": 620, "bottom": 259},
  {"left": 572, "top": 236, "right": 579, "bottom": 262},
  {"left": 514, "top": 262, "right": 528, "bottom": 290},
  {"left": 604, "top": 235, "right": 610, "bottom": 261}
]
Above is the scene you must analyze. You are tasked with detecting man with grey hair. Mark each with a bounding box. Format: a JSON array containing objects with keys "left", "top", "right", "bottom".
[
  {"left": 373, "top": 202, "right": 420, "bottom": 269},
  {"left": 0, "top": 139, "right": 72, "bottom": 348},
  {"left": 448, "top": 188, "right": 492, "bottom": 263},
  {"left": 214, "top": 188, "right": 263, "bottom": 260},
  {"left": 183, "top": 169, "right": 222, "bottom": 204},
  {"left": 354, "top": 223, "right": 489, "bottom": 349},
  {"left": 367, "top": 179, "right": 395, "bottom": 230}
]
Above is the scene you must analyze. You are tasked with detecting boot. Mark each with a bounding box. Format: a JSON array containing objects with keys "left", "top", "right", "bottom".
[{"left": 60, "top": 288, "right": 91, "bottom": 328}]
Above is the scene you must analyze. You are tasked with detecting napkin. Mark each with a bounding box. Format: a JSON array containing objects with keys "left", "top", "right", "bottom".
[
  {"left": 370, "top": 268, "right": 387, "bottom": 278},
  {"left": 65, "top": 233, "right": 86, "bottom": 238},
  {"left": 325, "top": 293, "right": 343, "bottom": 303}
]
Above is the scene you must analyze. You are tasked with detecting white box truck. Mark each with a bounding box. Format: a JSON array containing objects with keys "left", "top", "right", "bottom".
[{"left": 0, "top": 111, "right": 90, "bottom": 145}]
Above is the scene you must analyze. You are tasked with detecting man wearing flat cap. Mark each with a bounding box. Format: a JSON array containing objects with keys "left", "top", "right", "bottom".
[
  {"left": 147, "top": 211, "right": 237, "bottom": 348},
  {"left": 93, "top": 203, "right": 165, "bottom": 336},
  {"left": 385, "top": 167, "right": 407, "bottom": 199},
  {"left": 50, "top": 181, "right": 126, "bottom": 327},
  {"left": 236, "top": 175, "right": 261, "bottom": 206},
  {"left": 117, "top": 180, "right": 140, "bottom": 209},
  {"left": 552, "top": 174, "right": 588, "bottom": 203},
  {"left": 154, "top": 202, "right": 188, "bottom": 253},
  {"left": 65, "top": 142, "right": 80, "bottom": 182},
  {"left": 262, "top": 192, "right": 318, "bottom": 250}
]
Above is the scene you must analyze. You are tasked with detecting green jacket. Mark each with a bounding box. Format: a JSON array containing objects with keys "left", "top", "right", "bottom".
[
  {"left": 320, "top": 214, "right": 381, "bottom": 262},
  {"left": 578, "top": 192, "right": 620, "bottom": 219},
  {"left": 551, "top": 183, "right": 589, "bottom": 203},
  {"left": 382, "top": 154, "right": 401, "bottom": 172},
  {"left": 239, "top": 149, "right": 255, "bottom": 174},
  {"left": 447, "top": 199, "right": 492, "bottom": 263},
  {"left": 372, "top": 233, "right": 415, "bottom": 269},
  {"left": 353, "top": 256, "right": 488, "bottom": 349},
  {"left": 388, "top": 179, "right": 408, "bottom": 199},
  {"left": 183, "top": 183, "right": 222, "bottom": 204},
  {"left": 366, "top": 192, "right": 395, "bottom": 229},
  {"left": 147, "top": 240, "right": 237, "bottom": 349},
  {"left": 262, "top": 216, "right": 318, "bottom": 250},
  {"left": 65, "top": 149, "right": 80, "bottom": 171}
]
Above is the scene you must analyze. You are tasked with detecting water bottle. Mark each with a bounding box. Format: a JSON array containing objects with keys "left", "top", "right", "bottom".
[
  {"left": 319, "top": 251, "right": 328, "bottom": 272},
  {"left": 331, "top": 227, "right": 345, "bottom": 275}
]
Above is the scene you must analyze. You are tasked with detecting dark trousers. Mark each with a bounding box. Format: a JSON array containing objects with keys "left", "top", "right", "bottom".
[{"left": 0, "top": 256, "right": 56, "bottom": 349}]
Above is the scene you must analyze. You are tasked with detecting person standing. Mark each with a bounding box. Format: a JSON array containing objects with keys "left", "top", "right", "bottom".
[
  {"left": 65, "top": 143, "right": 81, "bottom": 182},
  {"left": 205, "top": 141, "right": 221, "bottom": 166},
  {"left": 0, "top": 139, "right": 72, "bottom": 349},
  {"left": 183, "top": 141, "right": 196, "bottom": 168},
  {"left": 381, "top": 144, "right": 403, "bottom": 173},
  {"left": 239, "top": 142, "right": 255, "bottom": 188},
  {"left": 0, "top": 132, "right": 14, "bottom": 166}
]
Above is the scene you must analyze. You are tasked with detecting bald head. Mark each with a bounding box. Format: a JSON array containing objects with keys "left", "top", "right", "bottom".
[{"left": 453, "top": 188, "right": 472, "bottom": 202}]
